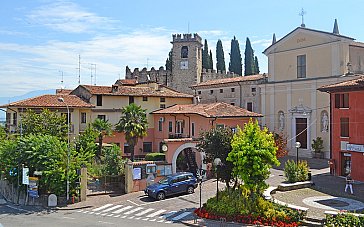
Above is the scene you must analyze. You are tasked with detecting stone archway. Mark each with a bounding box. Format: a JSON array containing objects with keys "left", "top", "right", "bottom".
[{"left": 171, "top": 143, "right": 206, "bottom": 174}]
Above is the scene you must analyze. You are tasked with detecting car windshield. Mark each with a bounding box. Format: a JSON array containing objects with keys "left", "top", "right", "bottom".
[{"left": 158, "top": 177, "right": 171, "bottom": 185}]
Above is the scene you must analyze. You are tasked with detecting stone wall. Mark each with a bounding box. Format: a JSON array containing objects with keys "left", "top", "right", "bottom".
[{"left": 125, "top": 66, "right": 172, "bottom": 86}]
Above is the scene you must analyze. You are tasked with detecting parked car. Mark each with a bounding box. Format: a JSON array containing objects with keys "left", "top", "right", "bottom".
[{"left": 145, "top": 172, "right": 198, "bottom": 200}]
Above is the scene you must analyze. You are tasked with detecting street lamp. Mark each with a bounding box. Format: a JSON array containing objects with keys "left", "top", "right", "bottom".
[
  {"left": 295, "top": 141, "right": 301, "bottom": 164},
  {"left": 58, "top": 97, "right": 70, "bottom": 202},
  {"left": 214, "top": 158, "right": 222, "bottom": 201}
]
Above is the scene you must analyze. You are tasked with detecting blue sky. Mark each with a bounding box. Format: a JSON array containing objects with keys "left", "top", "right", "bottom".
[{"left": 0, "top": 0, "right": 363, "bottom": 98}]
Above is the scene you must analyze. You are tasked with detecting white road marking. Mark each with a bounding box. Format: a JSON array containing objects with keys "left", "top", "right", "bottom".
[
  {"left": 158, "top": 219, "right": 165, "bottom": 223},
  {"left": 63, "top": 217, "right": 75, "bottom": 220},
  {"left": 165, "top": 221, "right": 173, "bottom": 224},
  {"left": 135, "top": 217, "right": 141, "bottom": 220},
  {"left": 123, "top": 207, "right": 143, "bottom": 215},
  {"left": 161, "top": 211, "right": 177, "bottom": 218},
  {"left": 92, "top": 204, "right": 113, "bottom": 211},
  {"left": 142, "top": 218, "right": 149, "bottom": 221},
  {"left": 101, "top": 205, "right": 123, "bottom": 213},
  {"left": 127, "top": 216, "right": 135, "bottom": 219},
  {"left": 107, "top": 214, "right": 114, "bottom": 217},
  {"left": 127, "top": 200, "right": 140, "bottom": 206},
  {"left": 120, "top": 215, "right": 127, "bottom": 218},
  {"left": 114, "top": 215, "right": 120, "bottom": 218},
  {"left": 146, "top": 209, "right": 166, "bottom": 218},
  {"left": 89, "top": 212, "right": 94, "bottom": 214},
  {"left": 76, "top": 210, "right": 83, "bottom": 213},
  {"left": 171, "top": 211, "right": 191, "bottom": 221},
  {"left": 112, "top": 205, "right": 133, "bottom": 214},
  {"left": 135, "top": 208, "right": 154, "bottom": 216},
  {"left": 83, "top": 211, "right": 89, "bottom": 214},
  {"left": 98, "top": 221, "right": 114, "bottom": 225},
  {"left": 101, "top": 213, "right": 107, "bottom": 216},
  {"left": 149, "top": 219, "right": 156, "bottom": 222}
]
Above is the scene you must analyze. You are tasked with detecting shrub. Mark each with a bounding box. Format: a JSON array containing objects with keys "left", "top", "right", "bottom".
[
  {"left": 325, "top": 213, "right": 364, "bottom": 226},
  {"left": 145, "top": 152, "right": 165, "bottom": 161},
  {"left": 284, "top": 160, "right": 309, "bottom": 183}
]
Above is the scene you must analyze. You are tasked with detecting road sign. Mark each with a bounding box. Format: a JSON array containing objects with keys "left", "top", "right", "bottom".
[
  {"left": 28, "top": 177, "right": 39, "bottom": 198},
  {"left": 22, "top": 167, "right": 29, "bottom": 185}
]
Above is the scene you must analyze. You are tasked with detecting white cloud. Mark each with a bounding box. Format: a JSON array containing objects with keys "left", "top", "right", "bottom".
[
  {"left": 26, "top": 1, "right": 119, "bottom": 33},
  {"left": 251, "top": 39, "right": 272, "bottom": 48}
]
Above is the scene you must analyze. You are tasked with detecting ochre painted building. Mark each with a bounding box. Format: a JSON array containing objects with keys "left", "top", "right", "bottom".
[{"left": 319, "top": 76, "right": 364, "bottom": 182}]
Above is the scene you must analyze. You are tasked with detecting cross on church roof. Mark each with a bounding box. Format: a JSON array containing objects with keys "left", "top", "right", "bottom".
[{"left": 299, "top": 8, "right": 306, "bottom": 27}]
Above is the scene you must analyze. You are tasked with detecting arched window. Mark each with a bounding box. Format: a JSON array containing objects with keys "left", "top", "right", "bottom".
[{"left": 181, "top": 46, "right": 188, "bottom": 58}]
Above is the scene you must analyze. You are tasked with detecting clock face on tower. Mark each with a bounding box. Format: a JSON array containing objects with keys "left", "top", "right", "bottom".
[{"left": 180, "top": 60, "right": 188, "bottom": 69}]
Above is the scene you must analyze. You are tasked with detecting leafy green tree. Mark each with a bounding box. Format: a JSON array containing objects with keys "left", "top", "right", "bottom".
[
  {"left": 74, "top": 124, "right": 98, "bottom": 167},
  {"left": 102, "top": 144, "right": 126, "bottom": 175},
  {"left": 21, "top": 109, "right": 68, "bottom": 138},
  {"left": 116, "top": 103, "right": 148, "bottom": 161},
  {"left": 165, "top": 49, "right": 172, "bottom": 71},
  {"left": 244, "top": 37, "right": 255, "bottom": 76},
  {"left": 254, "top": 56, "right": 260, "bottom": 74},
  {"left": 92, "top": 118, "right": 112, "bottom": 157},
  {"left": 209, "top": 50, "right": 213, "bottom": 70},
  {"left": 202, "top": 39, "right": 211, "bottom": 69},
  {"left": 216, "top": 39, "right": 226, "bottom": 72},
  {"left": 227, "top": 120, "right": 280, "bottom": 196},
  {"left": 0, "top": 125, "right": 7, "bottom": 140},
  {"left": 228, "top": 36, "right": 242, "bottom": 76},
  {"left": 197, "top": 127, "right": 236, "bottom": 188}
]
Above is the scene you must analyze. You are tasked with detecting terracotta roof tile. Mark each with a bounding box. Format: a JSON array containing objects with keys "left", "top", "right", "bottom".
[
  {"left": 152, "top": 102, "right": 262, "bottom": 118},
  {"left": 191, "top": 74, "right": 265, "bottom": 88},
  {"left": 81, "top": 84, "right": 193, "bottom": 98},
  {"left": 350, "top": 42, "right": 364, "bottom": 48},
  {"left": 318, "top": 75, "right": 364, "bottom": 92},
  {"left": 0, "top": 95, "right": 94, "bottom": 108},
  {"left": 56, "top": 89, "right": 73, "bottom": 95},
  {"left": 114, "top": 79, "right": 137, "bottom": 86}
]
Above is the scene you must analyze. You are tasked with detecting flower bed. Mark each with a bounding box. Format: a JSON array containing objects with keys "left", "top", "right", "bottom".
[{"left": 194, "top": 207, "right": 301, "bottom": 227}]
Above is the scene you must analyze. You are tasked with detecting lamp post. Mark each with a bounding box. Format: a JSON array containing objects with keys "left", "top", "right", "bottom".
[
  {"left": 214, "top": 158, "right": 222, "bottom": 201},
  {"left": 58, "top": 97, "right": 70, "bottom": 202},
  {"left": 295, "top": 141, "right": 301, "bottom": 164}
]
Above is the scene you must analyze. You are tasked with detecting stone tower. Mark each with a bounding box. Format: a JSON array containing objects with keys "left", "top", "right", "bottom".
[{"left": 170, "top": 33, "right": 203, "bottom": 94}]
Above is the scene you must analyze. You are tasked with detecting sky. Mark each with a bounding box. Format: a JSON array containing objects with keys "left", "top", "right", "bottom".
[{"left": 1, "top": 0, "right": 363, "bottom": 98}]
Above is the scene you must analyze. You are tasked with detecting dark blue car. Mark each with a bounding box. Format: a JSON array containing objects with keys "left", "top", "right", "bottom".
[{"left": 145, "top": 172, "right": 198, "bottom": 200}]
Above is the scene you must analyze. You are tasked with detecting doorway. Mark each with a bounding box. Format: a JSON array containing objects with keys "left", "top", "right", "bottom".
[
  {"left": 296, "top": 118, "right": 308, "bottom": 149},
  {"left": 341, "top": 153, "right": 352, "bottom": 176}
]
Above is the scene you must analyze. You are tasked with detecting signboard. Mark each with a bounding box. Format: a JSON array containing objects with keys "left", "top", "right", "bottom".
[
  {"left": 133, "top": 168, "right": 142, "bottom": 180},
  {"left": 28, "top": 177, "right": 39, "bottom": 198},
  {"left": 346, "top": 143, "right": 364, "bottom": 153},
  {"left": 22, "top": 167, "right": 29, "bottom": 185}
]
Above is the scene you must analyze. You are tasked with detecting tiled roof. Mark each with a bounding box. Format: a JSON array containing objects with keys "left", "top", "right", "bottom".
[
  {"left": 152, "top": 102, "right": 262, "bottom": 118},
  {"left": 0, "top": 95, "right": 94, "bottom": 108},
  {"left": 56, "top": 89, "right": 73, "bottom": 95},
  {"left": 81, "top": 84, "right": 193, "bottom": 98},
  {"left": 350, "top": 42, "right": 364, "bottom": 48},
  {"left": 318, "top": 75, "right": 364, "bottom": 92},
  {"left": 191, "top": 74, "right": 265, "bottom": 88},
  {"left": 114, "top": 79, "right": 137, "bottom": 86}
]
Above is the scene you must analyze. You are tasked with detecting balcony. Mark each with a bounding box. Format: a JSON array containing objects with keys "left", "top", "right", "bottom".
[{"left": 168, "top": 133, "right": 189, "bottom": 139}]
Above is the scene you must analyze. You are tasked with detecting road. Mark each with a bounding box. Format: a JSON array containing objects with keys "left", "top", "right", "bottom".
[{"left": 0, "top": 179, "right": 223, "bottom": 227}]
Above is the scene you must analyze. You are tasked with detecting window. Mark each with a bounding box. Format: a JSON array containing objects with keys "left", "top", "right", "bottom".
[
  {"left": 158, "top": 118, "right": 163, "bottom": 131},
  {"left": 297, "top": 55, "right": 306, "bottom": 78},
  {"left": 340, "top": 118, "right": 349, "bottom": 137},
  {"left": 231, "top": 88, "right": 235, "bottom": 92},
  {"left": 181, "top": 46, "right": 188, "bottom": 58},
  {"left": 198, "top": 91, "right": 201, "bottom": 95},
  {"left": 62, "top": 113, "right": 71, "bottom": 124},
  {"left": 97, "top": 115, "right": 106, "bottom": 121},
  {"left": 13, "top": 112, "right": 17, "bottom": 125},
  {"left": 160, "top": 104, "right": 166, "bottom": 109},
  {"left": 176, "top": 121, "right": 184, "bottom": 135},
  {"left": 168, "top": 121, "right": 173, "bottom": 133},
  {"left": 143, "top": 96, "right": 148, "bottom": 101},
  {"left": 210, "top": 90, "right": 214, "bottom": 94},
  {"left": 6, "top": 113, "right": 10, "bottom": 125},
  {"left": 143, "top": 142, "right": 152, "bottom": 153},
  {"left": 220, "top": 89, "right": 223, "bottom": 93},
  {"left": 251, "top": 87, "right": 256, "bottom": 93},
  {"left": 81, "top": 112, "right": 87, "bottom": 124},
  {"left": 129, "top": 96, "right": 134, "bottom": 104},
  {"left": 124, "top": 143, "right": 131, "bottom": 153},
  {"left": 335, "top": 93, "right": 349, "bottom": 108},
  {"left": 247, "top": 102, "right": 253, "bottom": 112},
  {"left": 96, "top": 95, "right": 102, "bottom": 106},
  {"left": 191, "top": 122, "right": 195, "bottom": 137},
  {"left": 160, "top": 97, "right": 165, "bottom": 102}
]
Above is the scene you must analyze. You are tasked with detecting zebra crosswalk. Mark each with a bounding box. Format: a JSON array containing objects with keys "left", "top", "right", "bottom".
[{"left": 77, "top": 203, "right": 192, "bottom": 224}]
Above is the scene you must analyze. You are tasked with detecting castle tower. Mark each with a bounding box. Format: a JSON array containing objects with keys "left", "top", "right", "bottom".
[{"left": 170, "top": 33, "right": 203, "bottom": 94}]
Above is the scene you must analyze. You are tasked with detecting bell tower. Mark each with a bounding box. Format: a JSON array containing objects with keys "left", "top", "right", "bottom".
[{"left": 170, "top": 33, "right": 202, "bottom": 94}]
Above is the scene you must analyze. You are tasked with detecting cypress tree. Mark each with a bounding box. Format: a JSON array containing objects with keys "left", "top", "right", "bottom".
[
  {"left": 209, "top": 50, "right": 213, "bottom": 70},
  {"left": 228, "top": 36, "right": 242, "bottom": 76},
  {"left": 165, "top": 49, "right": 172, "bottom": 71},
  {"left": 254, "top": 56, "right": 260, "bottom": 74},
  {"left": 244, "top": 37, "right": 255, "bottom": 76},
  {"left": 216, "top": 39, "right": 226, "bottom": 72},
  {"left": 202, "top": 39, "right": 210, "bottom": 69}
]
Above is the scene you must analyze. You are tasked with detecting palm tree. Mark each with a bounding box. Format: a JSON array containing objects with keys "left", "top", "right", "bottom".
[
  {"left": 116, "top": 103, "right": 148, "bottom": 161},
  {"left": 92, "top": 118, "right": 112, "bottom": 157}
]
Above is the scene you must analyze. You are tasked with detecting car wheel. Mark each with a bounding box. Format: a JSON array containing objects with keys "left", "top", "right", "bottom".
[
  {"left": 156, "top": 191, "right": 165, "bottom": 200},
  {"left": 187, "top": 186, "right": 194, "bottom": 194}
]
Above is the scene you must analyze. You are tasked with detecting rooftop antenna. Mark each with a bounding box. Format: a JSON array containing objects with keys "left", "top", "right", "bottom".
[
  {"left": 299, "top": 8, "right": 306, "bottom": 27},
  {"left": 91, "top": 63, "right": 96, "bottom": 85},
  {"left": 77, "top": 54, "right": 81, "bottom": 84},
  {"left": 59, "top": 70, "right": 64, "bottom": 87},
  {"left": 90, "top": 64, "right": 93, "bottom": 85}
]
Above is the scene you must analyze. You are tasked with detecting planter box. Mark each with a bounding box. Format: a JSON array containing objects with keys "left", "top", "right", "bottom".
[{"left": 277, "top": 181, "right": 313, "bottom": 191}]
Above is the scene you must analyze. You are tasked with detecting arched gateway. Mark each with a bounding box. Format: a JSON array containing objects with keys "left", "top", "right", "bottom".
[{"left": 171, "top": 142, "right": 206, "bottom": 175}]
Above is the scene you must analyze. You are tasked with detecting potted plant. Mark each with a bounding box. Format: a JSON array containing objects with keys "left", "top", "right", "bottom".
[{"left": 312, "top": 137, "right": 324, "bottom": 158}]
